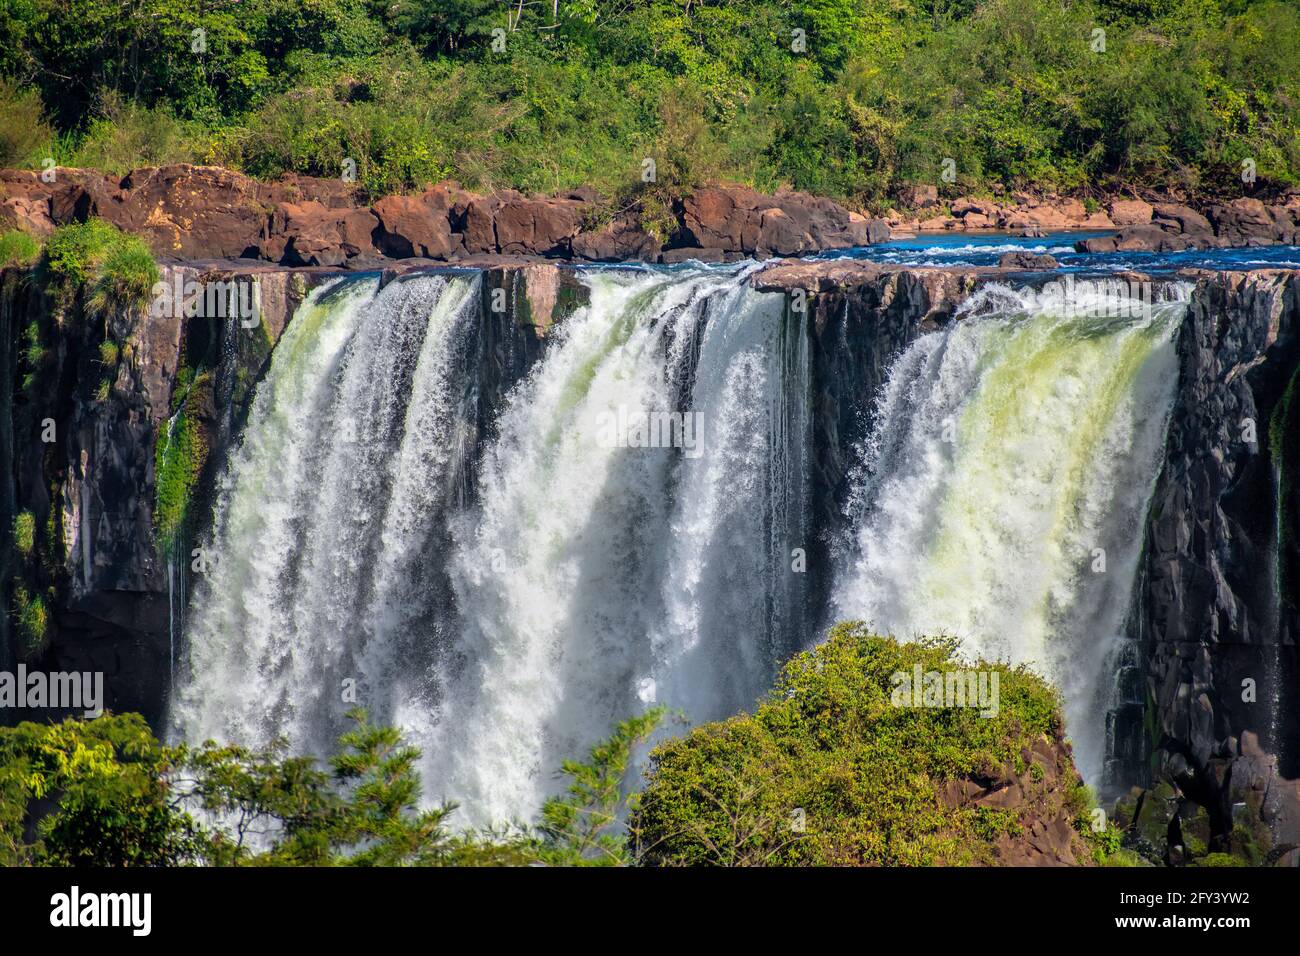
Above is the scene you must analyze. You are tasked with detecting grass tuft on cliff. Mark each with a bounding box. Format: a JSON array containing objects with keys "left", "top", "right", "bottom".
[
  {"left": 631, "top": 623, "right": 1106, "bottom": 866},
  {"left": 154, "top": 368, "right": 210, "bottom": 554},
  {"left": 39, "top": 220, "right": 159, "bottom": 315},
  {"left": 11, "top": 511, "right": 35, "bottom": 557},
  {"left": 0, "top": 230, "right": 41, "bottom": 268},
  {"left": 12, "top": 584, "right": 49, "bottom": 659}
]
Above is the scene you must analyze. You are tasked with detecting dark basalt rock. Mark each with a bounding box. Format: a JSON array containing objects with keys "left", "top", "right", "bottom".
[{"left": 1116, "top": 269, "right": 1300, "bottom": 864}]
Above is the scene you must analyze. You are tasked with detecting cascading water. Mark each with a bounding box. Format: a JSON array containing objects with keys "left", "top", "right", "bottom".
[
  {"left": 172, "top": 272, "right": 484, "bottom": 754},
  {"left": 173, "top": 264, "right": 813, "bottom": 825},
  {"left": 830, "top": 280, "right": 1188, "bottom": 782},
  {"left": 174, "top": 264, "right": 1187, "bottom": 825},
  {"left": 425, "top": 265, "right": 812, "bottom": 821}
]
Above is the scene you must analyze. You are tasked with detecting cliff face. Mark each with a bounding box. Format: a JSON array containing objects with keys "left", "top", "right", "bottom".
[
  {"left": 4, "top": 256, "right": 1300, "bottom": 863},
  {"left": 0, "top": 265, "right": 306, "bottom": 719},
  {"left": 0, "top": 261, "right": 579, "bottom": 724},
  {"left": 754, "top": 261, "right": 980, "bottom": 613},
  {"left": 1123, "top": 270, "right": 1300, "bottom": 863}
]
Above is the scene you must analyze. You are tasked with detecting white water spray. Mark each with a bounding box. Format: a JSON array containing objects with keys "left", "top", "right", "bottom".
[
  {"left": 172, "top": 273, "right": 482, "bottom": 753},
  {"left": 174, "top": 267, "right": 1187, "bottom": 824},
  {"left": 831, "top": 280, "right": 1187, "bottom": 782}
]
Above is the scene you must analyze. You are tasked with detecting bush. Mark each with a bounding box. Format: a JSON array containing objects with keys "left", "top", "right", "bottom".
[
  {"left": 631, "top": 623, "right": 1078, "bottom": 866},
  {"left": 89, "top": 240, "right": 161, "bottom": 316},
  {"left": 41, "top": 220, "right": 159, "bottom": 313},
  {"left": 0, "top": 714, "right": 199, "bottom": 866},
  {"left": 42, "top": 220, "right": 132, "bottom": 287},
  {"left": 0, "top": 79, "right": 53, "bottom": 166},
  {"left": 68, "top": 91, "right": 201, "bottom": 173}
]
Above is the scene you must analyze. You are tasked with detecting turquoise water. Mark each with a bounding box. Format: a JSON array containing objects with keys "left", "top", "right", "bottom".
[{"left": 817, "top": 229, "right": 1300, "bottom": 272}]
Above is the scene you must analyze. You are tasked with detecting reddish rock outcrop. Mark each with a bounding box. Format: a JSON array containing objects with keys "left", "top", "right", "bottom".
[
  {"left": 0, "top": 164, "right": 893, "bottom": 266},
  {"left": 1076, "top": 193, "right": 1300, "bottom": 253},
  {"left": 1107, "top": 198, "right": 1154, "bottom": 226},
  {"left": 676, "top": 185, "right": 887, "bottom": 257},
  {"left": 372, "top": 194, "right": 449, "bottom": 259}
]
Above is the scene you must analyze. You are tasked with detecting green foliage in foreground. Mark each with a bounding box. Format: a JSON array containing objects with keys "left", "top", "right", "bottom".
[
  {"left": 0, "top": 706, "right": 662, "bottom": 867},
  {"left": 631, "top": 623, "right": 1095, "bottom": 866},
  {"left": 2, "top": 0, "right": 1297, "bottom": 204},
  {"left": 0, "top": 630, "right": 1110, "bottom": 867}
]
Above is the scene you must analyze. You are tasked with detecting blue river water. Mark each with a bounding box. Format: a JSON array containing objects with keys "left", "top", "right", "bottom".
[{"left": 818, "top": 229, "right": 1300, "bottom": 273}]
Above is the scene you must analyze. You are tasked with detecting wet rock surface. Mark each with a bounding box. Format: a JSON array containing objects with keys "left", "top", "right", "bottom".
[{"left": 1120, "top": 269, "right": 1300, "bottom": 865}]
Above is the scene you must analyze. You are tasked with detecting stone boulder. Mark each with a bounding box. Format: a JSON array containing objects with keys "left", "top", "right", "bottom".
[
  {"left": 113, "top": 165, "right": 281, "bottom": 259},
  {"left": 571, "top": 214, "right": 662, "bottom": 261},
  {"left": 899, "top": 183, "right": 940, "bottom": 208},
  {"left": 677, "top": 185, "right": 886, "bottom": 257},
  {"left": 1107, "top": 199, "right": 1154, "bottom": 226},
  {"left": 267, "top": 201, "right": 379, "bottom": 266},
  {"left": 1207, "top": 197, "right": 1292, "bottom": 245},
  {"left": 1151, "top": 202, "right": 1213, "bottom": 236},
  {"left": 494, "top": 196, "right": 584, "bottom": 256},
  {"left": 998, "top": 251, "right": 1059, "bottom": 270},
  {"left": 372, "top": 194, "right": 450, "bottom": 259}
]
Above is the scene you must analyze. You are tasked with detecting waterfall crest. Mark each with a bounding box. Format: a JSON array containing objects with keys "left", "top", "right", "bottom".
[
  {"left": 830, "top": 280, "right": 1186, "bottom": 781},
  {"left": 174, "top": 267, "right": 1187, "bottom": 823}
]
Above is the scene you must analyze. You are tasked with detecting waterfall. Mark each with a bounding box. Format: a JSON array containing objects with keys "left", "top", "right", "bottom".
[
  {"left": 174, "top": 265, "right": 1187, "bottom": 824},
  {"left": 830, "top": 280, "right": 1187, "bottom": 783},
  {"left": 171, "top": 272, "right": 484, "bottom": 754},
  {"left": 425, "top": 264, "right": 812, "bottom": 821}
]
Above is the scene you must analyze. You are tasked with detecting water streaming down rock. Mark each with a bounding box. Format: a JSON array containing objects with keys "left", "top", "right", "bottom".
[
  {"left": 173, "top": 264, "right": 815, "bottom": 822},
  {"left": 172, "top": 264, "right": 1191, "bottom": 824},
  {"left": 830, "top": 280, "right": 1189, "bottom": 783},
  {"left": 172, "top": 272, "right": 484, "bottom": 754},
  {"left": 425, "top": 265, "right": 814, "bottom": 821}
]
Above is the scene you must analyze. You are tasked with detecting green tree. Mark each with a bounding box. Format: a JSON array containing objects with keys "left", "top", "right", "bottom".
[{"left": 534, "top": 706, "right": 665, "bottom": 865}]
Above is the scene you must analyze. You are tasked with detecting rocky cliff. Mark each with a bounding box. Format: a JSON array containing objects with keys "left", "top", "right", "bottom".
[
  {"left": 0, "top": 165, "right": 891, "bottom": 268},
  {"left": 4, "top": 254, "right": 1299, "bottom": 864},
  {"left": 1118, "top": 269, "right": 1300, "bottom": 865}
]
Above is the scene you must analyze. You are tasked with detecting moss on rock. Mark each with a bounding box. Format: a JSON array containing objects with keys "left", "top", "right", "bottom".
[{"left": 153, "top": 368, "right": 210, "bottom": 554}]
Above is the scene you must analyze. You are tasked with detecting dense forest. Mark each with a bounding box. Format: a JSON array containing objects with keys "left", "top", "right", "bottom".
[{"left": 1, "top": 0, "right": 1297, "bottom": 206}]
